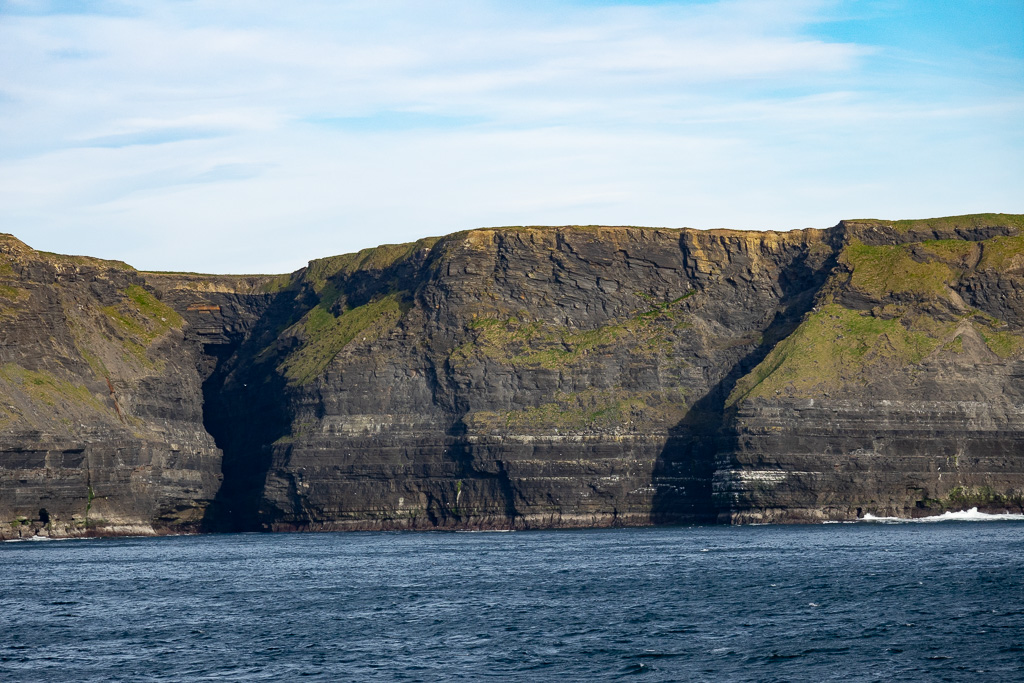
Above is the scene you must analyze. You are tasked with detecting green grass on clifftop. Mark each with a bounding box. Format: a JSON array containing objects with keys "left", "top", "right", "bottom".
[
  {"left": 890, "top": 213, "right": 1024, "bottom": 233},
  {"left": 842, "top": 242, "right": 955, "bottom": 299},
  {"left": 301, "top": 237, "right": 441, "bottom": 293},
  {"left": 844, "top": 213, "right": 1024, "bottom": 234}
]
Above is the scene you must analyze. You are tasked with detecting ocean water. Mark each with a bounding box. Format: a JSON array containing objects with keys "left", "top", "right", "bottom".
[{"left": 2, "top": 519, "right": 1023, "bottom": 682}]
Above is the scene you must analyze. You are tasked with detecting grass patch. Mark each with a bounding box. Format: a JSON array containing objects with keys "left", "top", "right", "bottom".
[
  {"left": 260, "top": 273, "right": 295, "bottom": 294},
  {"left": 453, "top": 294, "right": 693, "bottom": 369},
  {"left": 125, "top": 284, "right": 183, "bottom": 329},
  {"left": 454, "top": 316, "right": 621, "bottom": 368},
  {"left": 978, "top": 328, "right": 1024, "bottom": 358},
  {"left": 101, "top": 285, "right": 183, "bottom": 364},
  {"left": 918, "top": 239, "right": 976, "bottom": 262},
  {"left": 728, "top": 303, "right": 948, "bottom": 405},
  {"left": 842, "top": 241, "right": 954, "bottom": 299},
  {"left": 504, "top": 391, "right": 640, "bottom": 430},
  {"left": 0, "top": 364, "right": 105, "bottom": 411},
  {"left": 977, "top": 235, "right": 1024, "bottom": 272},
  {"left": 37, "top": 251, "right": 134, "bottom": 271},
  {"left": 0, "top": 284, "right": 25, "bottom": 300},
  {"left": 943, "top": 335, "right": 964, "bottom": 354},
  {"left": 280, "top": 293, "right": 410, "bottom": 384},
  {"left": 303, "top": 237, "right": 441, "bottom": 293},
  {"left": 890, "top": 213, "right": 1024, "bottom": 233},
  {"left": 99, "top": 285, "right": 183, "bottom": 370},
  {"left": 78, "top": 345, "right": 109, "bottom": 380}
]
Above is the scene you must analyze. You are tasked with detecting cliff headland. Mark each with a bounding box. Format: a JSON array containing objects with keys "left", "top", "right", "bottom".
[{"left": 2, "top": 213, "right": 1023, "bottom": 538}]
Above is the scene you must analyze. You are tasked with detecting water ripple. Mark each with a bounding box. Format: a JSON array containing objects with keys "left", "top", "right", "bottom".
[{"left": 1, "top": 524, "right": 1021, "bottom": 681}]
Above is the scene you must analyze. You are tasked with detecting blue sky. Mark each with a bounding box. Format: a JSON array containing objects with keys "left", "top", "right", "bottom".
[{"left": 0, "top": 0, "right": 1021, "bottom": 273}]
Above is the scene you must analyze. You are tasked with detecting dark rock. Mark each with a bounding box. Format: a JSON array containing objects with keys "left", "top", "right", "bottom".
[{"left": 1, "top": 212, "right": 1023, "bottom": 538}]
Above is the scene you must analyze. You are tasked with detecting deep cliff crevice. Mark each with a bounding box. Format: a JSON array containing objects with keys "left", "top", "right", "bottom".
[
  {"left": 3, "top": 214, "right": 1023, "bottom": 539},
  {"left": 199, "top": 339, "right": 292, "bottom": 532},
  {"left": 183, "top": 216, "right": 1024, "bottom": 530},
  {"left": 650, "top": 233, "right": 843, "bottom": 523}
]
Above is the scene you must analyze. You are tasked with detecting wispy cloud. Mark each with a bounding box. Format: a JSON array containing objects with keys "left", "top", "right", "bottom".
[
  {"left": 77, "top": 127, "right": 225, "bottom": 148},
  {"left": 0, "top": 0, "right": 139, "bottom": 17},
  {"left": 0, "top": 0, "right": 1020, "bottom": 272}
]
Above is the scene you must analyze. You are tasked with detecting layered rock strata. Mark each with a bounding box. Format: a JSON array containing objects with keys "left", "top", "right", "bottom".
[
  {"left": 0, "top": 236, "right": 228, "bottom": 539},
  {"left": 717, "top": 217, "right": 1024, "bottom": 521},
  {"left": 208, "top": 227, "right": 837, "bottom": 531},
  {"left": 1, "top": 213, "right": 1022, "bottom": 538}
]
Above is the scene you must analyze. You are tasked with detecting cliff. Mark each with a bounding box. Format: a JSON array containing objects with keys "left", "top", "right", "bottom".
[
  {"left": 0, "top": 236, "right": 226, "bottom": 539},
  {"left": 1, "top": 213, "right": 1022, "bottom": 538},
  {"left": 718, "top": 216, "right": 1024, "bottom": 521}
]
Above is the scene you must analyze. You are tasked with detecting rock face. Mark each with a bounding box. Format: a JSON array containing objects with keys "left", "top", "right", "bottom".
[
  {"left": 1, "top": 213, "right": 1022, "bottom": 538},
  {"left": 0, "top": 236, "right": 227, "bottom": 539},
  {"left": 717, "top": 216, "right": 1024, "bottom": 521},
  {"left": 207, "top": 227, "right": 838, "bottom": 531}
]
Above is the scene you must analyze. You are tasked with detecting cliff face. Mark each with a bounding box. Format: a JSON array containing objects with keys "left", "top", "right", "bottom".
[
  {"left": 202, "top": 227, "right": 837, "bottom": 531},
  {"left": 0, "top": 236, "right": 227, "bottom": 539},
  {"left": 1, "top": 213, "right": 1022, "bottom": 538},
  {"left": 718, "top": 216, "right": 1024, "bottom": 521}
]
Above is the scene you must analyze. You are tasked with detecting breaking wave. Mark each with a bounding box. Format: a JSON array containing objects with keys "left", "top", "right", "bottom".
[{"left": 861, "top": 507, "right": 1024, "bottom": 523}]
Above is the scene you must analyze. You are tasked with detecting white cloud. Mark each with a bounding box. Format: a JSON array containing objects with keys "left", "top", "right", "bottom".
[{"left": 0, "top": 0, "right": 1021, "bottom": 272}]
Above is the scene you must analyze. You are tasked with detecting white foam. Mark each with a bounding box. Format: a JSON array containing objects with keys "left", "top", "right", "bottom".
[
  {"left": 860, "top": 507, "right": 1024, "bottom": 523},
  {"left": 4, "top": 535, "right": 98, "bottom": 542}
]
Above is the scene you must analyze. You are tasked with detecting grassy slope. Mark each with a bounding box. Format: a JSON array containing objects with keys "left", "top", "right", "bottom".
[
  {"left": 271, "top": 238, "right": 441, "bottom": 384},
  {"left": 728, "top": 219, "right": 1024, "bottom": 405},
  {"left": 0, "top": 238, "right": 187, "bottom": 430}
]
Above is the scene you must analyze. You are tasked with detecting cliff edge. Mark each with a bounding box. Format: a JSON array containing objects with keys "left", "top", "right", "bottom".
[{"left": 1, "top": 213, "right": 1022, "bottom": 538}]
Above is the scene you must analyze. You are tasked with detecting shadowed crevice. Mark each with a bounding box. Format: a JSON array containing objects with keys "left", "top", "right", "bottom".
[{"left": 650, "top": 247, "right": 839, "bottom": 524}]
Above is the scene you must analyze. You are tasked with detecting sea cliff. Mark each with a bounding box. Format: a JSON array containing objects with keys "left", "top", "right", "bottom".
[{"left": 2, "top": 213, "right": 1022, "bottom": 538}]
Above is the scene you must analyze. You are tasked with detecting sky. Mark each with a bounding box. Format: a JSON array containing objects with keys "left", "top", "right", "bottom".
[{"left": 0, "top": 0, "right": 1021, "bottom": 274}]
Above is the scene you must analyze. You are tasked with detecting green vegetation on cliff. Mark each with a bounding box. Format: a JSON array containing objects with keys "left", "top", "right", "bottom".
[
  {"left": 917, "top": 239, "right": 976, "bottom": 263},
  {"left": 453, "top": 294, "right": 692, "bottom": 370},
  {"left": 890, "top": 213, "right": 1024, "bottom": 233},
  {"left": 978, "top": 235, "right": 1024, "bottom": 271},
  {"left": 0, "top": 364, "right": 105, "bottom": 413},
  {"left": 944, "top": 485, "right": 1024, "bottom": 508},
  {"left": 265, "top": 238, "right": 445, "bottom": 383},
  {"left": 302, "top": 237, "right": 441, "bottom": 292},
  {"left": 729, "top": 226, "right": 1024, "bottom": 405},
  {"left": 125, "top": 284, "right": 184, "bottom": 331},
  {"left": 845, "top": 213, "right": 1024, "bottom": 235},
  {"left": 842, "top": 241, "right": 956, "bottom": 299},
  {"left": 727, "top": 303, "right": 946, "bottom": 404},
  {"left": 978, "top": 328, "right": 1024, "bottom": 358},
  {"left": 279, "top": 293, "right": 411, "bottom": 384},
  {"left": 101, "top": 285, "right": 184, "bottom": 368}
]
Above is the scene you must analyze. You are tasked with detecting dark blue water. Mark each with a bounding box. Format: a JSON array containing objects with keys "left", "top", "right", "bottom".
[{"left": 2, "top": 524, "right": 1022, "bottom": 682}]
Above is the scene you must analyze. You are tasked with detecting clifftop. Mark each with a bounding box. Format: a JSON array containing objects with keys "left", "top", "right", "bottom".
[{"left": 1, "top": 212, "right": 1023, "bottom": 538}]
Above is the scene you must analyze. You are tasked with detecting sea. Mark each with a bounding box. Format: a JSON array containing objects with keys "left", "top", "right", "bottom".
[{"left": 3, "top": 510, "right": 1023, "bottom": 682}]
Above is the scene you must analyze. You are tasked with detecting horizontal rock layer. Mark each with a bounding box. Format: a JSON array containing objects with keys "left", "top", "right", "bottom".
[
  {"left": 1, "top": 212, "right": 1022, "bottom": 537},
  {"left": 0, "top": 236, "right": 224, "bottom": 539}
]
